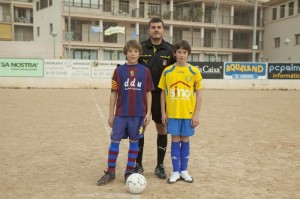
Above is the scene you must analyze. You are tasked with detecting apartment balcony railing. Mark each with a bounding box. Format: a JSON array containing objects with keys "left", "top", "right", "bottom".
[
  {"left": 62, "top": 1, "right": 262, "bottom": 27},
  {"left": 14, "top": 16, "right": 33, "bottom": 24},
  {"left": 0, "top": 14, "right": 12, "bottom": 22},
  {"left": 61, "top": 1, "right": 259, "bottom": 51},
  {"left": 14, "top": 0, "right": 33, "bottom": 3}
]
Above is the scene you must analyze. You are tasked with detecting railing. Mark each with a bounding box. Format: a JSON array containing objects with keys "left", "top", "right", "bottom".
[
  {"left": 14, "top": 16, "right": 33, "bottom": 24},
  {"left": 61, "top": 0, "right": 261, "bottom": 51},
  {"left": 0, "top": 14, "right": 12, "bottom": 23},
  {"left": 14, "top": 0, "right": 33, "bottom": 2},
  {"left": 62, "top": 2, "right": 260, "bottom": 28}
]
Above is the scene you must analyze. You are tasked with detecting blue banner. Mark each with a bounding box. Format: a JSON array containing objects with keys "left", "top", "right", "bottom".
[{"left": 224, "top": 62, "right": 267, "bottom": 79}]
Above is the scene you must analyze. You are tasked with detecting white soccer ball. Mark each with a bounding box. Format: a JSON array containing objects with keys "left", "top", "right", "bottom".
[{"left": 126, "top": 173, "right": 147, "bottom": 194}]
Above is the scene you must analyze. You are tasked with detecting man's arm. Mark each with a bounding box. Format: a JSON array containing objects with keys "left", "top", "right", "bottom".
[{"left": 160, "top": 90, "right": 167, "bottom": 125}]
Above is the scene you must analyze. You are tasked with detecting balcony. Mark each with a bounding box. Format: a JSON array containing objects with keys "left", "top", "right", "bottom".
[
  {"left": 14, "top": 0, "right": 33, "bottom": 3},
  {"left": 14, "top": 7, "right": 33, "bottom": 24},
  {"left": 0, "top": 14, "right": 11, "bottom": 23}
]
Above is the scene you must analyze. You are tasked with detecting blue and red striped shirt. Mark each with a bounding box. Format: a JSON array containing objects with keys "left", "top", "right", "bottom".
[{"left": 111, "top": 63, "right": 154, "bottom": 117}]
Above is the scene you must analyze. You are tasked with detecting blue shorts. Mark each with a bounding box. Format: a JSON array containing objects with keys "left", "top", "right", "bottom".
[
  {"left": 111, "top": 116, "right": 144, "bottom": 141},
  {"left": 167, "top": 118, "right": 195, "bottom": 137}
]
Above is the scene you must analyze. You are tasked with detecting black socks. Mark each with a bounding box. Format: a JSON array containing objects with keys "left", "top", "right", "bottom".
[
  {"left": 157, "top": 134, "right": 168, "bottom": 166},
  {"left": 135, "top": 137, "right": 144, "bottom": 166}
]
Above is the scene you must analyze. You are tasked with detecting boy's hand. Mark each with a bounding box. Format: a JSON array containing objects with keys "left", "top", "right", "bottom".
[
  {"left": 191, "top": 115, "right": 200, "bottom": 127},
  {"left": 161, "top": 112, "right": 167, "bottom": 125},
  {"left": 143, "top": 113, "right": 151, "bottom": 126},
  {"left": 108, "top": 116, "right": 114, "bottom": 128}
]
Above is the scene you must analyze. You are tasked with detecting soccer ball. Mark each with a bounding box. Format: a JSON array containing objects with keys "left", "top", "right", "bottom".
[{"left": 126, "top": 173, "right": 147, "bottom": 194}]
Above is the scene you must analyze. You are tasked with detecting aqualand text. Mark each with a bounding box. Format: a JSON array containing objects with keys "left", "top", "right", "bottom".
[{"left": 225, "top": 63, "right": 265, "bottom": 73}]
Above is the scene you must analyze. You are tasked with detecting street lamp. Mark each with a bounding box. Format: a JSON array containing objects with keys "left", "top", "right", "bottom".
[
  {"left": 51, "top": 32, "right": 58, "bottom": 59},
  {"left": 252, "top": 0, "right": 258, "bottom": 62},
  {"left": 284, "top": 38, "right": 290, "bottom": 61}
]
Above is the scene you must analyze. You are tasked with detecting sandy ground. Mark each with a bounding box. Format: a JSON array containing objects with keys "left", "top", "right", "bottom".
[{"left": 0, "top": 89, "right": 299, "bottom": 199}]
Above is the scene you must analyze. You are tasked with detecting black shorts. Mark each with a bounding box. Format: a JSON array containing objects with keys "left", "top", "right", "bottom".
[{"left": 151, "top": 92, "right": 162, "bottom": 124}]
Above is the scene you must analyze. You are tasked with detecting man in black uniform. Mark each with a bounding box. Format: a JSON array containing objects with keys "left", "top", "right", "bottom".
[{"left": 134, "top": 17, "right": 175, "bottom": 179}]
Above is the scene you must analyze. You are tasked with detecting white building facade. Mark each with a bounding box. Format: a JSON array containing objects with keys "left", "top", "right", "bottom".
[{"left": 0, "top": 0, "right": 299, "bottom": 62}]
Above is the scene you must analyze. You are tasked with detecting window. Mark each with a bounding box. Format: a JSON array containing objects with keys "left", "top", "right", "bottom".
[
  {"left": 103, "top": 50, "right": 123, "bottom": 60},
  {"left": 49, "top": 23, "right": 53, "bottom": 33},
  {"left": 49, "top": 0, "right": 52, "bottom": 6},
  {"left": 295, "top": 34, "right": 300, "bottom": 45},
  {"left": 36, "top": 2, "right": 40, "bottom": 11},
  {"left": 119, "top": 0, "right": 129, "bottom": 14},
  {"left": 173, "top": 29, "right": 182, "bottom": 44},
  {"left": 74, "top": 0, "right": 81, "bottom": 7},
  {"left": 280, "top": 4, "right": 285, "bottom": 18},
  {"left": 272, "top": 7, "right": 277, "bottom": 20},
  {"left": 148, "top": 3, "right": 161, "bottom": 16},
  {"left": 139, "top": 2, "right": 145, "bottom": 17},
  {"left": 73, "top": 49, "right": 98, "bottom": 60},
  {"left": 204, "top": 30, "right": 214, "bottom": 47},
  {"left": 118, "top": 51, "right": 126, "bottom": 60},
  {"left": 82, "top": 0, "right": 90, "bottom": 8},
  {"left": 40, "top": 0, "right": 48, "bottom": 9},
  {"left": 274, "top": 37, "right": 280, "bottom": 48},
  {"left": 103, "top": 0, "right": 111, "bottom": 12},
  {"left": 188, "top": 53, "right": 199, "bottom": 62},
  {"left": 288, "top": 2, "right": 294, "bottom": 16},
  {"left": 139, "top": 25, "right": 148, "bottom": 43},
  {"left": 68, "top": 0, "right": 98, "bottom": 8},
  {"left": 91, "top": 0, "right": 99, "bottom": 8},
  {"left": 37, "top": 27, "right": 40, "bottom": 36},
  {"left": 204, "top": 6, "right": 213, "bottom": 23},
  {"left": 299, "top": 0, "right": 300, "bottom": 13},
  {"left": 204, "top": 54, "right": 228, "bottom": 62}
]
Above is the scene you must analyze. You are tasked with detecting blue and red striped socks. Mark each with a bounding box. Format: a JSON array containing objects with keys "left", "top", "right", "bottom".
[
  {"left": 107, "top": 142, "right": 120, "bottom": 173},
  {"left": 126, "top": 141, "right": 139, "bottom": 174}
]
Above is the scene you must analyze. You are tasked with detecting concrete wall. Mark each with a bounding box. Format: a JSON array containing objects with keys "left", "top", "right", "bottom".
[
  {"left": 1, "top": 59, "right": 299, "bottom": 90},
  {"left": 0, "top": 77, "right": 299, "bottom": 90}
]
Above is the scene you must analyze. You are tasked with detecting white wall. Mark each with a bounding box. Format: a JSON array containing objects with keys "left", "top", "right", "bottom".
[
  {"left": 0, "top": 77, "right": 299, "bottom": 90},
  {"left": 263, "top": 1, "right": 300, "bottom": 62}
]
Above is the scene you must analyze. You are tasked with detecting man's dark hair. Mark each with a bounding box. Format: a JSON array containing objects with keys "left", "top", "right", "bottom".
[
  {"left": 173, "top": 40, "right": 191, "bottom": 55},
  {"left": 148, "top": 17, "right": 164, "bottom": 28}
]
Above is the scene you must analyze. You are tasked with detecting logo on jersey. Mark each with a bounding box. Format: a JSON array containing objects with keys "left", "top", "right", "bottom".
[
  {"left": 169, "top": 81, "right": 191, "bottom": 99},
  {"left": 124, "top": 78, "right": 142, "bottom": 91},
  {"left": 130, "top": 70, "right": 134, "bottom": 76},
  {"left": 185, "top": 75, "right": 192, "bottom": 83}
]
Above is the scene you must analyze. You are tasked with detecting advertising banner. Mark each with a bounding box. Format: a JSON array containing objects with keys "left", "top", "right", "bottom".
[
  {"left": 268, "top": 63, "right": 300, "bottom": 79},
  {"left": 91, "top": 61, "right": 124, "bottom": 78},
  {"left": 0, "top": 58, "right": 44, "bottom": 77},
  {"left": 224, "top": 62, "right": 267, "bottom": 79},
  {"left": 190, "top": 62, "right": 223, "bottom": 79},
  {"left": 44, "top": 60, "right": 91, "bottom": 77}
]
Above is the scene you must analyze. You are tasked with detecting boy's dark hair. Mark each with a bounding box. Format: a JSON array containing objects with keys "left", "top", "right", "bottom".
[
  {"left": 123, "top": 40, "right": 142, "bottom": 55},
  {"left": 173, "top": 40, "right": 191, "bottom": 55},
  {"left": 148, "top": 17, "right": 164, "bottom": 28}
]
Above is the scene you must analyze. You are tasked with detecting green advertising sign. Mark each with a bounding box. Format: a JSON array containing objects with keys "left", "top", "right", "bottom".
[{"left": 0, "top": 58, "right": 44, "bottom": 77}]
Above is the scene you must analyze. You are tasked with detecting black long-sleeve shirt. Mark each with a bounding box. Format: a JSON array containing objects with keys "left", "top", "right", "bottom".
[{"left": 139, "top": 39, "right": 176, "bottom": 92}]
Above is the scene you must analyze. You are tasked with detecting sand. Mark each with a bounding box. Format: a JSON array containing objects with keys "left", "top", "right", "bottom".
[{"left": 0, "top": 89, "right": 299, "bottom": 199}]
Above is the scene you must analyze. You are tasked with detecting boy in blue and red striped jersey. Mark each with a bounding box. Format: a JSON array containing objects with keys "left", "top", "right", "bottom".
[{"left": 97, "top": 40, "right": 154, "bottom": 186}]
